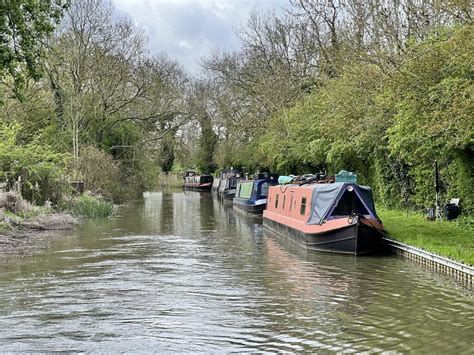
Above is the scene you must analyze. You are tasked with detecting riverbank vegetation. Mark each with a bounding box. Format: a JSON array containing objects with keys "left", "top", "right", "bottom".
[
  {"left": 1, "top": 0, "right": 195, "bottom": 210},
  {"left": 70, "top": 195, "right": 114, "bottom": 219},
  {"left": 198, "top": 2, "right": 473, "bottom": 215},
  {"left": 379, "top": 210, "right": 474, "bottom": 265},
  {"left": 1, "top": 1, "right": 472, "bottom": 226}
]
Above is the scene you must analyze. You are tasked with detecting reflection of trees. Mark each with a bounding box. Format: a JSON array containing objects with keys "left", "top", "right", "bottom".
[
  {"left": 199, "top": 192, "right": 216, "bottom": 232},
  {"left": 159, "top": 190, "right": 174, "bottom": 234}
]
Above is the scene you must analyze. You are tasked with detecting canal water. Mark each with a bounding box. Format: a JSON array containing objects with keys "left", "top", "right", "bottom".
[{"left": 0, "top": 190, "right": 472, "bottom": 352}]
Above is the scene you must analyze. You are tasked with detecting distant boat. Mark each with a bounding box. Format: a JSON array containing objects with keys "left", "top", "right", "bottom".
[
  {"left": 233, "top": 177, "right": 278, "bottom": 216},
  {"left": 219, "top": 176, "right": 243, "bottom": 200},
  {"left": 263, "top": 179, "right": 385, "bottom": 255},
  {"left": 212, "top": 177, "right": 221, "bottom": 192},
  {"left": 183, "top": 171, "right": 213, "bottom": 191}
]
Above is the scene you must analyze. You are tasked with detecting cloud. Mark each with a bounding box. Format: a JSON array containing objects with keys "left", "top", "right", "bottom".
[{"left": 112, "top": 0, "right": 287, "bottom": 74}]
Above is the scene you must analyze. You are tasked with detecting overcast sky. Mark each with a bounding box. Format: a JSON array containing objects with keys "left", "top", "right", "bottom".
[{"left": 112, "top": 0, "right": 287, "bottom": 74}]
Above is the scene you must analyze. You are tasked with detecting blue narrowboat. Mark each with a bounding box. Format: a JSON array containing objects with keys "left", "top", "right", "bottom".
[{"left": 233, "top": 176, "right": 279, "bottom": 215}]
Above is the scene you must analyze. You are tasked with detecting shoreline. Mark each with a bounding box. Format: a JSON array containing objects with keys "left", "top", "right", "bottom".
[{"left": 0, "top": 213, "right": 78, "bottom": 255}]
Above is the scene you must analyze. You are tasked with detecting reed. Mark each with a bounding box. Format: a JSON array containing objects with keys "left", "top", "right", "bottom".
[
  {"left": 379, "top": 209, "right": 473, "bottom": 265},
  {"left": 157, "top": 173, "right": 183, "bottom": 188},
  {"left": 72, "top": 195, "right": 113, "bottom": 218}
]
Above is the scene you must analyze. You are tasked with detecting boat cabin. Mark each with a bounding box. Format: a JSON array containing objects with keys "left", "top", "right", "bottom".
[
  {"left": 235, "top": 179, "right": 275, "bottom": 202},
  {"left": 266, "top": 182, "right": 378, "bottom": 224},
  {"left": 184, "top": 175, "right": 213, "bottom": 185}
]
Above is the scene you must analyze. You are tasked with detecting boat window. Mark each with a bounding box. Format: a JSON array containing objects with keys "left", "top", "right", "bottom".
[
  {"left": 282, "top": 194, "right": 286, "bottom": 210},
  {"left": 201, "top": 176, "right": 212, "bottom": 184},
  {"left": 300, "top": 197, "right": 307, "bottom": 215},
  {"left": 260, "top": 182, "right": 269, "bottom": 197},
  {"left": 290, "top": 193, "right": 294, "bottom": 212},
  {"left": 275, "top": 194, "right": 279, "bottom": 209},
  {"left": 331, "top": 190, "right": 369, "bottom": 216},
  {"left": 237, "top": 184, "right": 241, "bottom": 197}
]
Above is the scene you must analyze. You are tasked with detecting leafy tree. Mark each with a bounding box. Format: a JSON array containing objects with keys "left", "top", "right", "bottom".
[{"left": 0, "top": 0, "right": 67, "bottom": 90}]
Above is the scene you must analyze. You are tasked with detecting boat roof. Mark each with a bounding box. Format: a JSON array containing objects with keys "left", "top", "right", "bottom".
[
  {"left": 278, "top": 181, "right": 371, "bottom": 190},
  {"left": 273, "top": 182, "right": 376, "bottom": 225},
  {"left": 238, "top": 178, "right": 278, "bottom": 185}
]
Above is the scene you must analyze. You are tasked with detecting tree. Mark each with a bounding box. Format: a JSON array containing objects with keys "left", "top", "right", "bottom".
[
  {"left": 46, "top": 0, "right": 191, "bottom": 177},
  {"left": 0, "top": 0, "right": 67, "bottom": 91}
]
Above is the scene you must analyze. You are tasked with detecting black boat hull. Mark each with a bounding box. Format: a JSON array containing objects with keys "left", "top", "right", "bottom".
[
  {"left": 221, "top": 190, "right": 236, "bottom": 200},
  {"left": 263, "top": 217, "right": 383, "bottom": 255},
  {"left": 183, "top": 185, "right": 212, "bottom": 191},
  {"left": 233, "top": 201, "right": 266, "bottom": 216}
]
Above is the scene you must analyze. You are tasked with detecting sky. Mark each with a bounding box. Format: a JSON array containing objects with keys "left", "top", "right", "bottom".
[{"left": 112, "top": 0, "right": 288, "bottom": 73}]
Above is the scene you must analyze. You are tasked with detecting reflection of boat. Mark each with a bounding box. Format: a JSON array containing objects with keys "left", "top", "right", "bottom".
[
  {"left": 183, "top": 171, "right": 213, "bottom": 191},
  {"left": 233, "top": 177, "right": 278, "bottom": 216},
  {"left": 263, "top": 230, "right": 350, "bottom": 300},
  {"left": 263, "top": 182, "right": 385, "bottom": 255}
]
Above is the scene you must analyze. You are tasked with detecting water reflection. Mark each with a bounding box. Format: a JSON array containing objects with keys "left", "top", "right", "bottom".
[{"left": 0, "top": 190, "right": 472, "bottom": 353}]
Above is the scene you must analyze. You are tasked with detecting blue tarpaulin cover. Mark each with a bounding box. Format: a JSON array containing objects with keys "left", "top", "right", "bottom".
[{"left": 307, "top": 182, "right": 376, "bottom": 225}]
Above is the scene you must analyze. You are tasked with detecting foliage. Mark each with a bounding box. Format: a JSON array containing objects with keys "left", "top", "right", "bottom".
[
  {"left": 197, "top": 115, "right": 218, "bottom": 173},
  {"left": 71, "top": 194, "right": 113, "bottom": 218},
  {"left": 0, "top": 123, "right": 70, "bottom": 203},
  {"left": 250, "top": 26, "right": 474, "bottom": 213},
  {"left": 0, "top": 0, "right": 67, "bottom": 91},
  {"left": 159, "top": 133, "right": 176, "bottom": 173},
  {"left": 75, "top": 146, "right": 124, "bottom": 202}
]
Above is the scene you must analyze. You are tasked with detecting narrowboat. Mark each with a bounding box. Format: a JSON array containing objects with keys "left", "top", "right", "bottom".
[
  {"left": 183, "top": 172, "right": 213, "bottom": 191},
  {"left": 233, "top": 176, "right": 278, "bottom": 216},
  {"left": 219, "top": 176, "right": 243, "bottom": 200},
  {"left": 262, "top": 181, "right": 385, "bottom": 255},
  {"left": 212, "top": 177, "right": 221, "bottom": 192}
]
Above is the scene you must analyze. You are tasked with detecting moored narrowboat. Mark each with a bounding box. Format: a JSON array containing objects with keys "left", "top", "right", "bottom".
[
  {"left": 262, "top": 179, "right": 385, "bottom": 255},
  {"left": 183, "top": 172, "right": 213, "bottom": 191},
  {"left": 219, "top": 176, "right": 243, "bottom": 200},
  {"left": 233, "top": 177, "right": 278, "bottom": 216},
  {"left": 212, "top": 177, "right": 221, "bottom": 192}
]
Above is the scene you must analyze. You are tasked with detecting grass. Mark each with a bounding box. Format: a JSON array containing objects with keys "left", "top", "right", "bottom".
[
  {"left": 72, "top": 195, "right": 114, "bottom": 218},
  {"left": 378, "top": 209, "right": 474, "bottom": 266}
]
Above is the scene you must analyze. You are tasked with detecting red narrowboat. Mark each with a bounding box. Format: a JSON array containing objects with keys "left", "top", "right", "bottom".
[
  {"left": 263, "top": 182, "right": 385, "bottom": 255},
  {"left": 183, "top": 172, "right": 213, "bottom": 191}
]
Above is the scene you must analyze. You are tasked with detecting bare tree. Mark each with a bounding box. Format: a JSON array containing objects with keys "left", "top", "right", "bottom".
[{"left": 45, "top": 0, "right": 193, "bottom": 169}]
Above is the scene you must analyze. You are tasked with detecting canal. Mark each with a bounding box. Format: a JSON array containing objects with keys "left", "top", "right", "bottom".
[{"left": 0, "top": 190, "right": 472, "bottom": 352}]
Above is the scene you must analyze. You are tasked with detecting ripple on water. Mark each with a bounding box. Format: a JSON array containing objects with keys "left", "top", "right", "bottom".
[{"left": 0, "top": 191, "right": 472, "bottom": 352}]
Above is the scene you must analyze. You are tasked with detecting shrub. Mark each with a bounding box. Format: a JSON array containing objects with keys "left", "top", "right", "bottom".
[
  {"left": 71, "top": 195, "right": 113, "bottom": 218},
  {"left": 76, "top": 146, "right": 124, "bottom": 202},
  {"left": 0, "top": 124, "right": 70, "bottom": 204},
  {"left": 0, "top": 192, "right": 31, "bottom": 214}
]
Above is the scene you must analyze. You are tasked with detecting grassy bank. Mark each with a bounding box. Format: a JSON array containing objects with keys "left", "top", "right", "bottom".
[{"left": 378, "top": 209, "right": 473, "bottom": 266}]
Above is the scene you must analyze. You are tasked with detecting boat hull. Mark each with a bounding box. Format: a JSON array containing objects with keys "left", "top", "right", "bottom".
[
  {"left": 233, "top": 200, "right": 266, "bottom": 216},
  {"left": 263, "top": 217, "right": 383, "bottom": 255},
  {"left": 221, "top": 190, "right": 236, "bottom": 200},
  {"left": 183, "top": 183, "right": 212, "bottom": 191}
]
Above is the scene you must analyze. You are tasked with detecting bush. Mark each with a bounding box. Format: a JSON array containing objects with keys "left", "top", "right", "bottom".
[
  {"left": 0, "top": 191, "right": 31, "bottom": 214},
  {"left": 0, "top": 124, "right": 70, "bottom": 204},
  {"left": 72, "top": 195, "right": 113, "bottom": 218},
  {"left": 76, "top": 146, "right": 124, "bottom": 202}
]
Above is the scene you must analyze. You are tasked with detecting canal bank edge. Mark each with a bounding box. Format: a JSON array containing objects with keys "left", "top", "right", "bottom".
[{"left": 383, "top": 237, "right": 473, "bottom": 287}]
